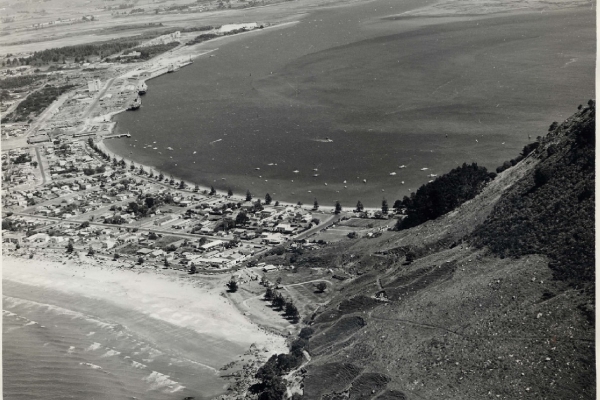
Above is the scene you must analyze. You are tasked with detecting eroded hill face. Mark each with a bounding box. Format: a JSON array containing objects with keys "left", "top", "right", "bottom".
[{"left": 295, "top": 105, "right": 595, "bottom": 399}]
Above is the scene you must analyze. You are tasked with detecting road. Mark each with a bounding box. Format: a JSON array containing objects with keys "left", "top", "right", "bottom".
[
  {"left": 11, "top": 212, "right": 264, "bottom": 246},
  {"left": 34, "top": 146, "right": 48, "bottom": 185},
  {"left": 295, "top": 212, "right": 344, "bottom": 240}
]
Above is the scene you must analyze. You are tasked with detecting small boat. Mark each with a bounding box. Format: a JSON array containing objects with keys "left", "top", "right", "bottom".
[
  {"left": 293, "top": 170, "right": 299, "bottom": 173},
  {"left": 401, "top": 181, "right": 405, "bottom": 184},
  {"left": 324, "top": 183, "right": 328, "bottom": 186},
  {"left": 363, "top": 179, "right": 367, "bottom": 183},
  {"left": 343, "top": 180, "right": 347, "bottom": 184},
  {"left": 255, "top": 167, "right": 260, "bottom": 170},
  {"left": 267, "top": 163, "right": 275, "bottom": 166},
  {"left": 421, "top": 167, "right": 429, "bottom": 171},
  {"left": 308, "top": 190, "right": 312, "bottom": 193},
  {"left": 313, "top": 168, "right": 318, "bottom": 171},
  {"left": 399, "top": 165, "right": 406, "bottom": 169},
  {"left": 313, "top": 174, "right": 319, "bottom": 177},
  {"left": 428, "top": 174, "right": 438, "bottom": 178},
  {"left": 389, "top": 172, "right": 397, "bottom": 176},
  {"left": 167, "top": 147, "right": 174, "bottom": 151},
  {"left": 193, "top": 151, "right": 197, "bottom": 154}
]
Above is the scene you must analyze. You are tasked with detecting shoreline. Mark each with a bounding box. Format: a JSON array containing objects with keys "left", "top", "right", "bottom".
[{"left": 2, "top": 253, "right": 288, "bottom": 397}]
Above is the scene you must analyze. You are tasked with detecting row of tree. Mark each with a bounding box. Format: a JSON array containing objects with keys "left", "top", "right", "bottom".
[{"left": 264, "top": 286, "right": 300, "bottom": 322}]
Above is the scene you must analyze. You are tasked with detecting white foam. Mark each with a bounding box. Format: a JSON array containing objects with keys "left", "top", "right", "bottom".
[
  {"left": 86, "top": 331, "right": 96, "bottom": 336},
  {"left": 86, "top": 342, "right": 102, "bottom": 351},
  {"left": 101, "top": 349, "right": 121, "bottom": 358},
  {"left": 3, "top": 296, "right": 119, "bottom": 331},
  {"left": 131, "top": 360, "right": 147, "bottom": 369},
  {"left": 24, "top": 321, "right": 37, "bottom": 326},
  {"left": 79, "top": 362, "right": 103, "bottom": 370},
  {"left": 67, "top": 346, "right": 75, "bottom": 354},
  {"left": 143, "top": 371, "right": 183, "bottom": 392}
]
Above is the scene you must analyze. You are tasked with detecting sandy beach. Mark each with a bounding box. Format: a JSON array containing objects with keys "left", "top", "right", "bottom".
[{"left": 2, "top": 254, "right": 287, "bottom": 398}]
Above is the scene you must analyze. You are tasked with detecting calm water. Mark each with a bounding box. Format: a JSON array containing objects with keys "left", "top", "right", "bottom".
[
  {"left": 107, "top": 2, "right": 595, "bottom": 207},
  {"left": 3, "top": 280, "right": 239, "bottom": 400}
]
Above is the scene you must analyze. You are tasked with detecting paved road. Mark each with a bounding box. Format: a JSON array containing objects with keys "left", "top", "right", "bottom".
[
  {"left": 34, "top": 146, "right": 48, "bottom": 185},
  {"left": 81, "top": 78, "right": 115, "bottom": 121},
  {"left": 11, "top": 212, "right": 264, "bottom": 246}
]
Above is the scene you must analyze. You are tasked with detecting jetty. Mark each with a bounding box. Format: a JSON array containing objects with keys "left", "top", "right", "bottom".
[{"left": 104, "top": 133, "right": 131, "bottom": 139}]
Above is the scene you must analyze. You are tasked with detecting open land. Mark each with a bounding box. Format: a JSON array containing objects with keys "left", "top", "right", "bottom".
[{"left": 1, "top": 0, "right": 594, "bottom": 398}]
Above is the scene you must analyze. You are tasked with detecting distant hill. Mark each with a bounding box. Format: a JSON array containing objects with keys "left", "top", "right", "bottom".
[{"left": 248, "top": 103, "right": 595, "bottom": 400}]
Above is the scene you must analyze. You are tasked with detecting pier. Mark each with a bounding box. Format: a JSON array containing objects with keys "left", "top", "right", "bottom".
[{"left": 104, "top": 133, "right": 131, "bottom": 139}]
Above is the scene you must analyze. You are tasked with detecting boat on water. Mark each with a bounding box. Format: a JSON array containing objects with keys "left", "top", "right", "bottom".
[
  {"left": 167, "top": 64, "right": 175, "bottom": 73},
  {"left": 128, "top": 96, "right": 141, "bottom": 111},
  {"left": 138, "top": 81, "right": 148, "bottom": 95}
]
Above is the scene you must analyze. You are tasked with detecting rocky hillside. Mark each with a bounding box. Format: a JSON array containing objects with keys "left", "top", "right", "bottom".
[{"left": 261, "top": 104, "right": 595, "bottom": 400}]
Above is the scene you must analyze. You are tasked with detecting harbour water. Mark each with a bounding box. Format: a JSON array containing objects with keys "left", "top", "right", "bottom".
[{"left": 106, "top": 2, "right": 594, "bottom": 207}]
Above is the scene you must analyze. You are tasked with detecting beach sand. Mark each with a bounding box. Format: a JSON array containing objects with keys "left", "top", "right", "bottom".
[{"left": 2, "top": 254, "right": 287, "bottom": 398}]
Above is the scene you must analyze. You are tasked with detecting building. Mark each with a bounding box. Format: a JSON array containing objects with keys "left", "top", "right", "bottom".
[
  {"left": 154, "top": 214, "right": 179, "bottom": 226},
  {"left": 3, "top": 232, "right": 24, "bottom": 245},
  {"left": 200, "top": 240, "right": 225, "bottom": 252},
  {"left": 87, "top": 79, "right": 102, "bottom": 92}
]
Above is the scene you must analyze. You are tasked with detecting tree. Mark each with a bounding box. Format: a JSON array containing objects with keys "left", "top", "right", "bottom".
[
  {"left": 87, "top": 246, "right": 95, "bottom": 256},
  {"left": 313, "top": 198, "right": 319, "bottom": 210},
  {"left": 382, "top": 199, "right": 389, "bottom": 214},
  {"left": 227, "top": 278, "right": 238, "bottom": 292},
  {"left": 405, "top": 251, "right": 416, "bottom": 264},
  {"left": 227, "top": 188, "right": 233, "bottom": 196},
  {"left": 179, "top": 180, "right": 186, "bottom": 189},
  {"left": 334, "top": 201, "right": 342, "bottom": 214},
  {"left": 210, "top": 186, "right": 216, "bottom": 195},
  {"left": 235, "top": 211, "right": 249, "bottom": 226},
  {"left": 164, "top": 257, "right": 170, "bottom": 267},
  {"left": 265, "top": 286, "right": 274, "bottom": 300},
  {"left": 189, "top": 265, "right": 197, "bottom": 274},
  {"left": 271, "top": 292, "right": 285, "bottom": 309},
  {"left": 356, "top": 200, "right": 364, "bottom": 212},
  {"left": 284, "top": 301, "right": 299, "bottom": 321},
  {"left": 113, "top": 253, "right": 120, "bottom": 261},
  {"left": 137, "top": 257, "right": 144, "bottom": 264},
  {"left": 158, "top": 172, "right": 164, "bottom": 181},
  {"left": 194, "top": 184, "right": 199, "bottom": 192},
  {"left": 66, "top": 242, "right": 74, "bottom": 253},
  {"left": 316, "top": 282, "right": 327, "bottom": 293},
  {"left": 246, "top": 190, "right": 252, "bottom": 202},
  {"left": 274, "top": 201, "right": 279, "bottom": 207},
  {"left": 265, "top": 193, "right": 272, "bottom": 205}
]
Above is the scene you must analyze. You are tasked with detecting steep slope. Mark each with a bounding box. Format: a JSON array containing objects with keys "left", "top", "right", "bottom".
[{"left": 289, "top": 104, "right": 595, "bottom": 400}]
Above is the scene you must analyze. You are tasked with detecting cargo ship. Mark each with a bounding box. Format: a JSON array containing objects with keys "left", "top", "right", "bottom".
[
  {"left": 138, "top": 81, "right": 147, "bottom": 95},
  {"left": 128, "top": 96, "right": 141, "bottom": 110}
]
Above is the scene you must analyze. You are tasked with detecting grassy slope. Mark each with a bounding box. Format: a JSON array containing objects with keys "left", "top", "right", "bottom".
[{"left": 293, "top": 105, "right": 595, "bottom": 400}]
